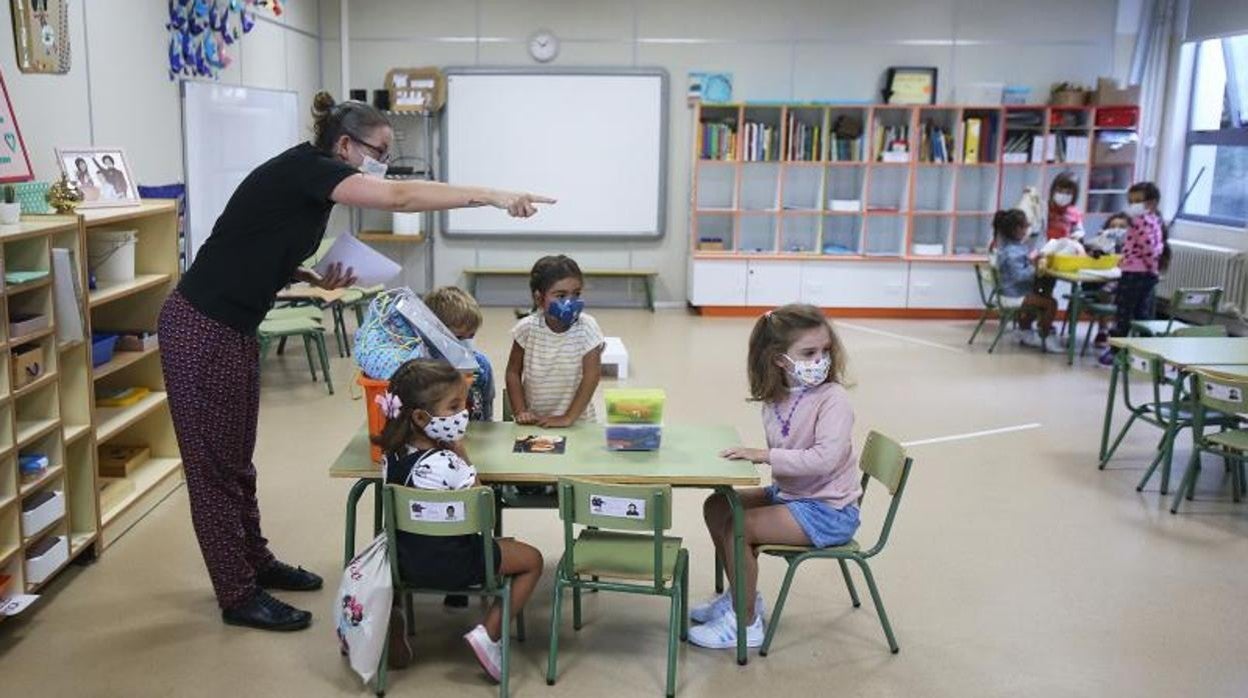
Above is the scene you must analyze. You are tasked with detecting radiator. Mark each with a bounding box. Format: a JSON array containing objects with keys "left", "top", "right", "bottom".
[{"left": 1159, "top": 241, "right": 1248, "bottom": 317}]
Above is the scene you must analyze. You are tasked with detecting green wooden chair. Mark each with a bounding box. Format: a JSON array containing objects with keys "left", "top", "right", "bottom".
[
  {"left": 968, "top": 263, "right": 1022, "bottom": 353},
  {"left": 756, "top": 431, "right": 913, "bottom": 657},
  {"left": 547, "top": 479, "right": 689, "bottom": 698},
  {"left": 1171, "top": 325, "right": 1229, "bottom": 338},
  {"left": 376, "top": 484, "right": 523, "bottom": 698},
  {"left": 1170, "top": 369, "right": 1248, "bottom": 514},
  {"left": 1130, "top": 286, "right": 1222, "bottom": 337},
  {"left": 258, "top": 316, "right": 333, "bottom": 395},
  {"left": 1099, "top": 346, "right": 1235, "bottom": 494}
]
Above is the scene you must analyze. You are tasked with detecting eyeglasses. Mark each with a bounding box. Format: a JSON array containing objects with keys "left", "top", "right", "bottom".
[{"left": 349, "top": 134, "right": 391, "bottom": 164}]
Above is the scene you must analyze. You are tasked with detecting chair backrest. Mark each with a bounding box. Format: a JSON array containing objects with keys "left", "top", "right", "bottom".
[
  {"left": 1172, "top": 287, "right": 1222, "bottom": 316},
  {"left": 383, "top": 484, "right": 499, "bottom": 589},
  {"left": 1171, "top": 325, "right": 1228, "bottom": 338},
  {"left": 557, "top": 479, "right": 672, "bottom": 587},
  {"left": 1191, "top": 370, "right": 1248, "bottom": 429},
  {"left": 973, "top": 264, "right": 996, "bottom": 307},
  {"left": 856, "top": 431, "right": 914, "bottom": 556}
]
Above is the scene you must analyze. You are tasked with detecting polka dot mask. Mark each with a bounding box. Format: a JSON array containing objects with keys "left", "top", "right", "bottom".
[{"left": 422, "top": 409, "right": 469, "bottom": 443}]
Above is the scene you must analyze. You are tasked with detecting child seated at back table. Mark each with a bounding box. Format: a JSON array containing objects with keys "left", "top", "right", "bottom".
[
  {"left": 993, "top": 209, "right": 1064, "bottom": 353},
  {"left": 425, "top": 285, "right": 495, "bottom": 422}
]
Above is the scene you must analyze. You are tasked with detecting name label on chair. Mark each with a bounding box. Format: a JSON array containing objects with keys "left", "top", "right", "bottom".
[
  {"left": 590, "top": 495, "right": 646, "bottom": 519},
  {"left": 1129, "top": 355, "right": 1151, "bottom": 374},
  {"left": 1162, "top": 362, "right": 1178, "bottom": 380},
  {"left": 1205, "top": 381, "right": 1244, "bottom": 405},
  {"left": 1182, "top": 292, "right": 1210, "bottom": 306},
  {"left": 410, "top": 500, "right": 464, "bottom": 523}
]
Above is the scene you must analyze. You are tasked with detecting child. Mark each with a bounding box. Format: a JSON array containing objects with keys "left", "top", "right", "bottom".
[
  {"left": 1083, "top": 213, "right": 1131, "bottom": 347},
  {"left": 1045, "top": 173, "right": 1086, "bottom": 241},
  {"left": 424, "top": 286, "right": 495, "bottom": 422},
  {"left": 376, "top": 359, "right": 543, "bottom": 681},
  {"left": 993, "top": 209, "right": 1063, "bottom": 353},
  {"left": 506, "top": 255, "right": 604, "bottom": 427},
  {"left": 1100, "top": 182, "right": 1167, "bottom": 365},
  {"left": 689, "top": 304, "right": 861, "bottom": 649}
]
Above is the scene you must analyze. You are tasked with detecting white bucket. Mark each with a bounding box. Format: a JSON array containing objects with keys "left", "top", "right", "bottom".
[{"left": 88, "top": 229, "right": 137, "bottom": 283}]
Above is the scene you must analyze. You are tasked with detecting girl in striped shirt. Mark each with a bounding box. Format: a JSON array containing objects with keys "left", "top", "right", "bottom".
[{"left": 505, "top": 255, "right": 604, "bottom": 427}]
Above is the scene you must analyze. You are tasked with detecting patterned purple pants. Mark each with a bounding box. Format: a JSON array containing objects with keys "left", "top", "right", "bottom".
[{"left": 159, "top": 290, "right": 274, "bottom": 609}]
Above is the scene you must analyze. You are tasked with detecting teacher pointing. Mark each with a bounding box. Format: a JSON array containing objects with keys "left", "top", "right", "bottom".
[{"left": 159, "top": 91, "right": 553, "bottom": 632}]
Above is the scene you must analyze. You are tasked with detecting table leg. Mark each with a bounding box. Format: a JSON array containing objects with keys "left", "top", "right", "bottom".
[
  {"left": 344, "top": 478, "right": 375, "bottom": 566},
  {"left": 468, "top": 274, "right": 478, "bottom": 299},
  {"left": 1099, "top": 350, "right": 1121, "bottom": 462},
  {"left": 717, "top": 485, "right": 749, "bottom": 666},
  {"left": 1066, "top": 281, "right": 1081, "bottom": 366},
  {"left": 644, "top": 276, "right": 655, "bottom": 312},
  {"left": 373, "top": 479, "right": 383, "bottom": 535}
]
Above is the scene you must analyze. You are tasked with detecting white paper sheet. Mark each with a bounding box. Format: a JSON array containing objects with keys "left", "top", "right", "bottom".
[
  {"left": 312, "top": 234, "right": 401, "bottom": 288},
  {"left": 52, "top": 249, "right": 84, "bottom": 344}
]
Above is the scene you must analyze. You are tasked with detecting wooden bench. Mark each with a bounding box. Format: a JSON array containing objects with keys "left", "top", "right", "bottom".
[{"left": 463, "top": 267, "right": 659, "bottom": 311}]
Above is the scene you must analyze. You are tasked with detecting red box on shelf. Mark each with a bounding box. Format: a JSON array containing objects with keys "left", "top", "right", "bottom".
[{"left": 1095, "top": 107, "right": 1139, "bottom": 129}]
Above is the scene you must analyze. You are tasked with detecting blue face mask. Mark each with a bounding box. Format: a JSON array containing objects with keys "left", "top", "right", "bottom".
[{"left": 546, "top": 298, "right": 584, "bottom": 328}]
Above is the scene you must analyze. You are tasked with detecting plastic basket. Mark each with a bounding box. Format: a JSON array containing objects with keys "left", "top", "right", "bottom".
[
  {"left": 1047, "top": 254, "right": 1120, "bottom": 272},
  {"left": 91, "top": 333, "right": 119, "bottom": 367},
  {"left": 359, "top": 373, "right": 388, "bottom": 463}
]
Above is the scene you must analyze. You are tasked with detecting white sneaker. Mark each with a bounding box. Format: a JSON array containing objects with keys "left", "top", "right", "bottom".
[
  {"left": 689, "top": 591, "right": 765, "bottom": 625},
  {"left": 1018, "top": 330, "right": 1042, "bottom": 348},
  {"left": 463, "top": 624, "right": 502, "bottom": 683},
  {"left": 687, "top": 609, "right": 765, "bottom": 650},
  {"left": 1042, "top": 334, "right": 1066, "bottom": 353}
]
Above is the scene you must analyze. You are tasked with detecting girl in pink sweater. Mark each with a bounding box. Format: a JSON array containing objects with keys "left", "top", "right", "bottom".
[{"left": 688, "top": 304, "right": 862, "bottom": 650}]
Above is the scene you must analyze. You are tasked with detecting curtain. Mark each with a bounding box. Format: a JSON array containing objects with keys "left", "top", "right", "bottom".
[{"left": 1131, "top": 0, "right": 1181, "bottom": 182}]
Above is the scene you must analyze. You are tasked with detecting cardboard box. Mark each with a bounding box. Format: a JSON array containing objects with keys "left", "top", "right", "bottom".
[
  {"left": 98, "top": 444, "right": 150, "bottom": 478},
  {"left": 1093, "top": 77, "right": 1140, "bottom": 106},
  {"left": 116, "top": 332, "right": 158, "bottom": 352},
  {"left": 12, "top": 343, "right": 43, "bottom": 389},
  {"left": 386, "top": 67, "right": 445, "bottom": 113}
]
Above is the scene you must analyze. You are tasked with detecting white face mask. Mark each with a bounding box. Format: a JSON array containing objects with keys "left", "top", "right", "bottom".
[
  {"left": 1053, "top": 192, "right": 1073, "bottom": 206},
  {"left": 1125, "top": 202, "right": 1147, "bottom": 218},
  {"left": 422, "top": 409, "right": 469, "bottom": 443},
  {"left": 783, "top": 353, "right": 831, "bottom": 388},
  {"left": 359, "top": 155, "right": 388, "bottom": 178}
]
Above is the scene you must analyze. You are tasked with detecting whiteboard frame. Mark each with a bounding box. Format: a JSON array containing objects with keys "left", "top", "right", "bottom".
[
  {"left": 180, "top": 80, "right": 301, "bottom": 265},
  {"left": 439, "top": 67, "right": 669, "bottom": 241}
]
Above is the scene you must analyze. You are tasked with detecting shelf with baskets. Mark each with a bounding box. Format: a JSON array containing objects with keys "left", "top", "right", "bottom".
[{"left": 689, "top": 102, "right": 1139, "bottom": 312}]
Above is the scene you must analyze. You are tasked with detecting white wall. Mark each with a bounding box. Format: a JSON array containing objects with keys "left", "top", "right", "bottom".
[
  {"left": 0, "top": 0, "right": 327, "bottom": 186},
  {"left": 335, "top": 0, "right": 1120, "bottom": 305}
]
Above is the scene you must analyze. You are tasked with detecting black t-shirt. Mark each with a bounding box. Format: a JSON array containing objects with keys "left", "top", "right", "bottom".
[{"left": 178, "top": 142, "right": 358, "bottom": 334}]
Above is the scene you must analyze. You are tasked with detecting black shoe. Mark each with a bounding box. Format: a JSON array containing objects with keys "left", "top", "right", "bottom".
[
  {"left": 222, "top": 590, "right": 312, "bottom": 632},
  {"left": 444, "top": 594, "right": 469, "bottom": 608},
  {"left": 257, "top": 560, "right": 323, "bottom": 591}
]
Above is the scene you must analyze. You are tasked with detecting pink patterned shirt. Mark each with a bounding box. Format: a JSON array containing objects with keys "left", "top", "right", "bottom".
[{"left": 1119, "top": 211, "right": 1164, "bottom": 275}]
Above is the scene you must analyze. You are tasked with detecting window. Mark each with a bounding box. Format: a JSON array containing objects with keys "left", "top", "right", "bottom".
[{"left": 1181, "top": 34, "right": 1248, "bottom": 227}]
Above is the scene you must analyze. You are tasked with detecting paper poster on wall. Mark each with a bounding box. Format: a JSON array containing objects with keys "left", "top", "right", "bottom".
[
  {"left": 0, "top": 69, "right": 32, "bottom": 183},
  {"left": 10, "top": 0, "right": 70, "bottom": 74}
]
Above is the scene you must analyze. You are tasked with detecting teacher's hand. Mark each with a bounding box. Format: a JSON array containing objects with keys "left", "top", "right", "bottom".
[
  {"left": 489, "top": 190, "right": 556, "bottom": 219},
  {"left": 309, "top": 262, "right": 357, "bottom": 290}
]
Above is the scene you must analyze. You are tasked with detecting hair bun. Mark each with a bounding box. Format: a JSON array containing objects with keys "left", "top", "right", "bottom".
[{"left": 312, "top": 91, "right": 336, "bottom": 118}]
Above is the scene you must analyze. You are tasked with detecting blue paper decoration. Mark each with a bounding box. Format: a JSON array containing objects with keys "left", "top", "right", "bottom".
[{"left": 165, "top": 0, "right": 284, "bottom": 80}]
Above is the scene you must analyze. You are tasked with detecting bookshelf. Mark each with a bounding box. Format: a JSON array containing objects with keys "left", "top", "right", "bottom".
[{"left": 688, "top": 102, "right": 1140, "bottom": 313}]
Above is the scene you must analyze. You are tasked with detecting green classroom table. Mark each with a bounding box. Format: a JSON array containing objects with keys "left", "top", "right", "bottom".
[
  {"left": 330, "top": 421, "right": 762, "bottom": 665},
  {"left": 1099, "top": 337, "right": 1248, "bottom": 492},
  {"left": 1044, "top": 268, "right": 1119, "bottom": 365}
]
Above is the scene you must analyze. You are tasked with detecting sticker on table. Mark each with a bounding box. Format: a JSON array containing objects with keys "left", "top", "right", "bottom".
[
  {"left": 1162, "top": 362, "right": 1178, "bottom": 380},
  {"left": 513, "top": 435, "right": 567, "bottom": 455},
  {"left": 1129, "top": 355, "right": 1151, "bottom": 374},
  {"left": 589, "top": 495, "right": 645, "bottom": 519},
  {"left": 1205, "top": 381, "right": 1245, "bottom": 404},
  {"left": 410, "top": 500, "right": 465, "bottom": 523}
]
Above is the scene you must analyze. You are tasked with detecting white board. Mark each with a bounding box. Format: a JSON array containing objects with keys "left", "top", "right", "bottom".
[
  {"left": 442, "top": 69, "right": 667, "bottom": 238},
  {"left": 181, "top": 81, "right": 299, "bottom": 262}
]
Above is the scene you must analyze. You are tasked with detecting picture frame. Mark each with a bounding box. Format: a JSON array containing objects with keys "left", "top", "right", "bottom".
[
  {"left": 0, "top": 68, "right": 33, "bottom": 183},
  {"left": 54, "top": 147, "right": 140, "bottom": 208},
  {"left": 883, "top": 66, "right": 938, "bottom": 105}
]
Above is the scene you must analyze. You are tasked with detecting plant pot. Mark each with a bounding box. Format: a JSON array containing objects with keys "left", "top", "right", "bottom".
[{"left": 0, "top": 202, "right": 21, "bottom": 225}]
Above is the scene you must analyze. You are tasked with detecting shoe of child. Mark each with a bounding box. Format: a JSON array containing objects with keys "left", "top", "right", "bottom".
[
  {"left": 1042, "top": 334, "right": 1066, "bottom": 353},
  {"left": 1018, "top": 330, "right": 1042, "bottom": 348},
  {"left": 689, "top": 591, "right": 765, "bottom": 625},
  {"left": 687, "top": 609, "right": 765, "bottom": 650},
  {"left": 464, "top": 624, "right": 502, "bottom": 683},
  {"left": 387, "top": 606, "right": 414, "bottom": 669},
  {"left": 1098, "top": 349, "right": 1115, "bottom": 367}
]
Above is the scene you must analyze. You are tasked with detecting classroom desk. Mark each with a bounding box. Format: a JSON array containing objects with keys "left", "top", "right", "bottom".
[
  {"left": 1043, "top": 268, "right": 1119, "bottom": 365},
  {"left": 1099, "top": 337, "right": 1248, "bottom": 490},
  {"left": 330, "top": 421, "right": 762, "bottom": 665}
]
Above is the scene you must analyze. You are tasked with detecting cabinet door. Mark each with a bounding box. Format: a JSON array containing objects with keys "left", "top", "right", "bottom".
[
  {"left": 800, "top": 261, "right": 909, "bottom": 308},
  {"left": 688, "top": 259, "right": 748, "bottom": 306},
  {"left": 746, "top": 261, "right": 804, "bottom": 307},
  {"left": 907, "top": 262, "right": 985, "bottom": 309}
]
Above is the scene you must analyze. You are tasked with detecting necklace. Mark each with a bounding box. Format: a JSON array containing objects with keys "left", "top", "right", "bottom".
[{"left": 772, "top": 388, "right": 808, "bottom": 438}]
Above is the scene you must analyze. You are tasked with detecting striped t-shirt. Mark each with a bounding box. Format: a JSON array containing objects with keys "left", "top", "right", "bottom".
[{"left": 512, "top": 312, "right": 604, "bottom": 421}]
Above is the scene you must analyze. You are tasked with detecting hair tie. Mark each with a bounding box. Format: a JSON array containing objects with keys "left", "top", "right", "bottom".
[{"left": 376, "top": 392, "right": 403, "bottom": 420}]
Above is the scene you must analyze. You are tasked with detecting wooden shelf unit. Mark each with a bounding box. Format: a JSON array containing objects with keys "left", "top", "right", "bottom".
[{"left": 689, "top": 102, "right": 1140, "bottom": 312}]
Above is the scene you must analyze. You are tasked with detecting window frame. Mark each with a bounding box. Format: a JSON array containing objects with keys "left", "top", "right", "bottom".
[{"left": 1179, "top": 35, "right": 1248, "bottom": 228}]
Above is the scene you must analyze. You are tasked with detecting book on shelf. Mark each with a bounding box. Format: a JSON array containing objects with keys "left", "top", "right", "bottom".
[
  {"left": 919, "top": 121, "right": 952, "bottom": 163},
  {"left": 783, "top": 112, "right": 821, "bottom": 161},
  {"left": 873, "top": 119, "right": 909, "bottom": 161},
  {"left": 1002, "top": 132, "right": 1033, "bottom": 163},
  {"left": 963, "top": 118, "right": 982, "bottom": 164},
  {"left": 700, "top": 119, "right": 737, "bottom": 160},
  {"left": 743, "top": 120, "right": 781, "bottom": 162},
  {"left": 827, "top": 133, "right": 862, "bottom": 162},
  {"left": 1030, "top": 135, "right": 1044, "bottom": 163}
]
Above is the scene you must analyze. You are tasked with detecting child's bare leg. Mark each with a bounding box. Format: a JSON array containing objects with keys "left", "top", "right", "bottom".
[
  {"left": 732, "top": 505, "right": 809, "bottom": 618},
  {"left": 482, "top": 539, "right": 543, "bottom": 641},
  {"left": 702, "top": 488, "right": 772, "bottom": 595}
]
